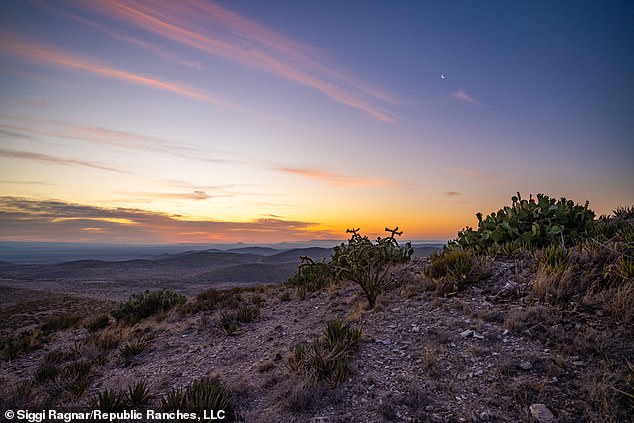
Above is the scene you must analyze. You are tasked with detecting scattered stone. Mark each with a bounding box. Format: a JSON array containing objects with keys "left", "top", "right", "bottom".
[
  {"left": 519, "top": 361, "right": 533, "bottom": 370},
  {"left": 473, "top": 332, "right": 485, "bottom": 339},
  {"left": 460, "top": 329, "right": 473, "bottom": 338},
  {"left": 529, "top": 404, "right": 555, "bottom": 423},
  {"left": 502, "top": 329, "right": 509, "bottom": 336},
  {"left": 473, "top": 369, "right": 484, "bottom": 376}
]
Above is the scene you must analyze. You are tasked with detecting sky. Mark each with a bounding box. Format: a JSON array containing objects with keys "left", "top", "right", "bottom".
[{"left": 1, "top": 0, "right": 633, "bottom": 244}]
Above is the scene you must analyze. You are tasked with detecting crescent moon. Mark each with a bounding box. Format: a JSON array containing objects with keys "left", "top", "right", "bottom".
[{"left": 440, "top": 73, "right": 446, "bottom": 79}]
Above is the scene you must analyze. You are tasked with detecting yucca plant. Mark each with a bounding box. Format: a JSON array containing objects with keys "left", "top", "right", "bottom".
[
  {"left": 217, "top": 311, "right": 241, "bottom": 336},
  {"left": 613, "top": 205, "right": 634, "bottom": 219},
  {"left": 289, "top": 321, "right": 361, "bottom": 387},
  {"left": 93, "top": 388, "right": 126, "bottom": 412},
  {"left": 182, "top": 378, "right": 235, "bottom": 420},
  {"left": 126, "top": 380, "right": 153, "bottom": 406},
  {"left": 236, "top": 304, "right": 260, "bottom": 323},
  {"left": 537, "top": 244, "right": 571, "bottom": 274},
  {"left": 63, "top": 360, "right": 92, "bottom": 380},
  {"left": 161, "top": 386, "right": 185, "bottom": 411}
]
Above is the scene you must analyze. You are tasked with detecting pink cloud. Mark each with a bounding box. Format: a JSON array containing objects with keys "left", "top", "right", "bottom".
[
  {"left": 0, "top": 197, "right": 336, "bottom": 243},
  {"left": 452, "top": 90, "right": 477, "bottom": 104},
  {"left": 280, "top": 167, "right": 393, "bottom": 187},
  {"left": 0, "top": 148, "right": 128, "bottom": 173},
  {"left": 77, "top": 0, "right": 396, "bottom": 122},
  {"left": 0, "top": 34, "right": 255, "bottom": 115}
]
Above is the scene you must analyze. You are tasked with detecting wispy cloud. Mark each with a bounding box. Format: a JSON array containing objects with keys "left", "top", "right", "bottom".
[
  {"left": 443, "top": 191, "right": 461, "bottom": 197},
  {"left": 0, "top": 114, "right": 249, "bottom": 166},
  {"left": 452, "top": 90, "right": 477, "bottom": 104},
  {"left": 280, "top": 167, "right": 393, "bottom": 187},
  {"left": 50, "top": 8, "right": 204, "bottom": 70},
  {"left": 78, "top": 0, "right": 396, "bottom": 123},
  {"left": 119, "top": 190, "right": 230, "bottom": 201},
  {"left": 0, "top": 33, "right": 255, "bottom": 116},
  {"left": 0, "top": 180, "right": 57, "bottom": 186},
  {"left": 0, "top": 197, "right": 333, "bottom": 243},
  {"left": 12, "top": 97, "right": 48, "bottom": 107},
  {"left": 0, "top": 148, "right": 129, "bottom": 173}
]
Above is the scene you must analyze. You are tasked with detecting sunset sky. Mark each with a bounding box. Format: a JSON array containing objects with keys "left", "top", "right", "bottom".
[{"left": 1, "top": 1, "right": 633, "bottom": 244}]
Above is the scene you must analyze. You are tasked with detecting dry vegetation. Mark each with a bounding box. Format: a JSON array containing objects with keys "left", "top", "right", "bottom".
[{"left": 1, "top": 203, "right": 633, "bottom": 422}]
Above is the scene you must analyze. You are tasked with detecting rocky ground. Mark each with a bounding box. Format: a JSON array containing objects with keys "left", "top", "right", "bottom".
[{"left": 1, "top": 257, "right": 633, "bottom": 422}]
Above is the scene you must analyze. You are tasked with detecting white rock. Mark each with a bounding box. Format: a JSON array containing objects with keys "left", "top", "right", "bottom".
[
  {"left": 460, "top": 329, "right": 473, "bottom": 338},
  {"left": 529, "top": 403, "right": 555, "bottom": 423}
]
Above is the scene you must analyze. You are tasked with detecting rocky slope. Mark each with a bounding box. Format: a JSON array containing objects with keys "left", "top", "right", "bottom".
[{"left": 1, "top": 257, "right": 633, "bottom": 422}]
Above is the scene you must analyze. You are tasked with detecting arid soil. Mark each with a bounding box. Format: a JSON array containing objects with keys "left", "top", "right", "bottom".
[{"left": 1, "top": 257, "right": 632, "bottom": 422}]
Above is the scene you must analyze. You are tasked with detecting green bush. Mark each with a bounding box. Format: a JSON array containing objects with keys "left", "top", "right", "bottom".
[
  {"left": 285, "top": 256, "right": 333, "bottom": 293},
  {"left": 190, "top": 287, "right": 242, "bottom": 312},
  {"left": 112, "top": 290, "right": 186, "bottom": 323},
  {"left": 450, "top": 193, "right": 595, "bottom": 252},
  {"left": 332, "top": 227, "right": 413, "bottom": 308}
]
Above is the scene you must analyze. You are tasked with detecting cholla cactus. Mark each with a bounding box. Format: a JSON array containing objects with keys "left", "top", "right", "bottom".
[{"left": 331, "top": 227, "right": 413, "bottom": 308}]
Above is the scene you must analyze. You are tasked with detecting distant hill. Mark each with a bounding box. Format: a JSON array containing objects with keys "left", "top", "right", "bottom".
[
  {"left": 226, "top": 246, "right": 286, "bottom": 256},
  {"left": 263, "top": 247, "right": 334, "bottom": 264}
]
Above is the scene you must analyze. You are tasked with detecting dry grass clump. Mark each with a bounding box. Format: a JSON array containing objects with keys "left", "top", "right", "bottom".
[{"left": 423, "top": 248, "right": 492, "bottom": 296}]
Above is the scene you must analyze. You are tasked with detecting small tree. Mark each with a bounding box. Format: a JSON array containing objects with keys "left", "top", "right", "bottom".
[{"left": 332, "top": 227, "right": 413, "bottom": 308}]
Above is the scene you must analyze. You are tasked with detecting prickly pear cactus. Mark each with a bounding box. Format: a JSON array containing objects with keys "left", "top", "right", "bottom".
[{"left": 450, "top": 193, "right": 595, "bottom": 252}]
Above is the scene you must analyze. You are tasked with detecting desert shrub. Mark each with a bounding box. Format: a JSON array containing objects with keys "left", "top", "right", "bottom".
[
  {"left": 332, "top": 227, "right": 413, "bottom": 308},
  {"left": 450, "top": 193, "right": 594, "bottom": 252},
  {"left": 423, "top": 248, "right": 492, "bottom": 295},
  {"left": 2, "top": 329, "right": 45, "bottom": 360},
  {"left": 34, "top": 364, "right": 59, "bottom": 384},
  {"left": 112, "top": 290, "right": 185, "bottom": 323},
  {"left": 89, "top": 329, "right": 122, "bottom": 351},
  {"left": 85, "top": 314, "right": 110, "bottom": 332},
  {"left": 289, "top": 320, "right": 361, "bottom": 386},
  {"left": 286, "top": 256, "right": 333, "bottom": 293},
  {"left": 40, "top": 313, "right": 82, "bottom": 334},
  {"left": 190, "top": 287, "right": 242, "bottom": 313},
  {"left": 161, "top": 378, "right": 235, "bottom": 421}
]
